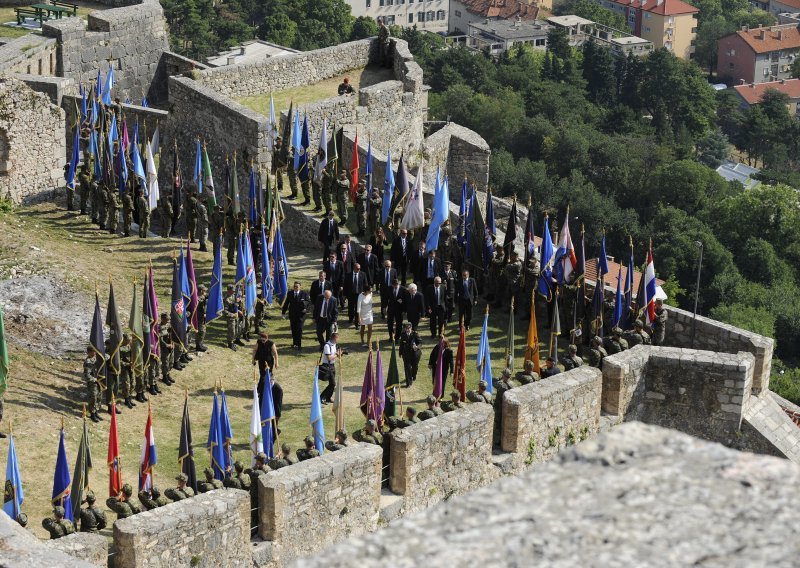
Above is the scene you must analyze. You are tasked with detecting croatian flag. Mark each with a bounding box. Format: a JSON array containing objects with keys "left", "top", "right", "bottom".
[
  {"left": 553, "top": 210, "right": 577, "bottom": 285},
  {"left": 139, "top": 404, "right": 157, "bottom": 491},
  {"left": 644, "top": 244, "right": 657, "bottom": 326}
]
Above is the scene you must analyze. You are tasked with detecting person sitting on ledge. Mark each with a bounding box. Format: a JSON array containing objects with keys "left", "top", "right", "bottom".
[
  {"left": 326, "top": 430, "right": 348, "bottom": 451},
  {"left": 418, "top": 395, "right": 444, "bottom": 421},
  {"left": 296, "top": 436, "right": 320, "bottom": 461},
  {"left": 338, "top": 76, "right": 355, "bottom": 96},
  {"left": 441, "top": 390, "right": 465, "bottom": 412},
  {"left": 353, "top": 420, "right": 383, "bottom": 444}
]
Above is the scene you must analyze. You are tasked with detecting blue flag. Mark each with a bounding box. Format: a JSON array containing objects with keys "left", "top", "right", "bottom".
[
  {"left": 95, "top": 69, "right": 102, "bottom": 103},
  {"left": 611, "top": 266, "right": 623, "bottom": 328},
  {"left": 66, "top": 126, "right": 80, "bottom": 190},
  {"left": 131, "top": 139, "right": 146, "bottom": 188},
  {"left": 91, "top": 96, "right": 99, "bottom": 127},
  {"left": 291, "top": 110, "right": 302, "bottom": 171},
  {"left": 599, "top": 233, "right": 610, "bottom": 277},
  {"left": 623, "top": 243, "right": 635, "bottom": 330},
  {"left": 457, "top": 178, "right": 467, "bottom": 248},
  {"left": 235, "top": 233, "right": 246, "bottom": 288},
  {"left": 243, "top": 231, "right": 257, "bottom": 318},
  {"left": 80, "top": 86, "right": 88, "bottom": 122},
  {"left": 219, "top": 391, "right": 234, "bottom": 476},
  {"left": 110, "top": 114, "right": 118, "bottom": 143},
  {"left": 260, "top": 369, "right": 277, "bottom": 459},
  {"left": 3, "top": 433, "right": 23, "bottom": 521},
  {"left": 261, "top": 225, "right": 273, "bottom": 306},
  {"left": 52, "top": 427, "right": 73, "bottom": 522},
  {"left": 538, "top": 215, "right": 555, "bottom": 300},
  {"left": 426, "top": 168, "right": 450, "bottom": 251},
  {"left": 476, "top": 312, "right": 493, "bottom": 394},
  {"left": 102, "top": 64, "right": 113, "bottom": 106},
  {"left": 484, "top": 190, "right": 496, "bottom": 271},
  {"left": 141, "top": 96, "right": 149, "bottom": 108},
  {"left": 193, "top": 139, "right": 202, "bottom": 194},
  {"left": 207, "top": 392, "right": 226, "bottom": 481},
  {"left": 310, "top": 367, "right": 325, "bottom": 454},
  {"left": 298, "top": 115, "right": 310, "bottom": 183},
  {"left": 272, "top": 223, "right": 289, "bottom": 307},
  {"left": 178, "top": 246, "right": 192, "bottom": 333},
  {"left": 381, "top": 149, "right": 394, "bottom": 224},
  {"left": 206, "top": 234, "right": 224, "bottom": 323}
]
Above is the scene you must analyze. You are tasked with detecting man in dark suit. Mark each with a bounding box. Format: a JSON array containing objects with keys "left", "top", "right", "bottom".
[
  {"left": 359, "top": 244, "right": 380, "bottom": 287},
  {"left": 398, "top": 322, "right": 422, "bottom": 387},
  {"left": 442, "top": 260, "right": 457, "bottom": 323},
  {"left": 409, "top": 241, "right": 427, "bottom": 284},
  {"left": 386, "top": 278, "right": 407, "bottom": 341},
  {"left": 337, "top": 242, "right": 355, "bottom": 282},
  {"left": 405, "top": 283, "right": 426, "bottom": 331},
  {"left": 344, "top": 263, "right": 367, "bottom": 325},
  {"left": 455, "top": 268, "right": 479, "bottom": 330},
  {"left": 271, "top": 375, "right": 284, "bottom": 431},
  {"left": 324, "top": 253, "right": 344, "bottom": 299},
  {"left": 282, "top": 281, "right": 310, "bottom": 350},
  {"left": 310, "top": 271, "right": 332, "bottom": 306},
  {"left": 339, "top": 234, "right": 361, "bottom": 260},
  {"left": 421, "top": 250, "right": 443, "bottom": 287},
  {"left": 313, "top": 290, "right": 338, "bottom": 349},
  {"left": 317, "top": 210, "right": 339, "bottom": 261},
  {"left": 390, "top": 228, "right": 411, "bottom": 284},
  {"left": 425, "top": 276, "right": 447, "bottom": 338},
  {"left": 379, "top": 260, "right": 398, "bottom": 319}
]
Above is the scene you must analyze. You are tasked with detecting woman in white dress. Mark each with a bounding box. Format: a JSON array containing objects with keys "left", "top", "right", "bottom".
[{"left": 357, "top": 284, "right": 374, "bottom": 348}]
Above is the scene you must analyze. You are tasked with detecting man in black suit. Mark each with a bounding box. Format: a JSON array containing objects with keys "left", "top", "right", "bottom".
[
  {"left": 442, "top": 260, "right": 457, "bottom": 323},
  {"left": 310, "top": 271, "right": 332, "bottom": 306},
  {"left": 390, "top": 228, "right": 411, "bottom": 284},
  {"left": 405, "top": 283, "right": 426, "bottom": 331},
  {"left": 379, "top": 260, "right": 398, "bottom": 319},
  {"left": 344, "top": 263, "right": 367, "bottom": 325},
  {"left": 313, "top": 289, "right": 338, "bottom": 349},
  {"left": 386, "top": 278, "right": 407, "bottom": 341},
  {"left": 282, "top": 281, "right": 310, "bottom": 350},
  {"left": 337, "top": 242, "right": 355, "bottom": 282},
  {"left": 339, "top": 234, "right": 361, "bottom": 260},
  {"left": 270, "top": 375, "right": 284, "bottom": 433},
  {"left": 455, "top": 268, "right": 479, "bottom": 330},
  {"left": 409, "top": 240, "right": 427, "bottom": 284},
  {"left": 425, "top": 276, "right": 447, "bottom": 338},
  {"left": 324, "top": 252, "right": 344, "bottom": 299},
  {"left": 421, "top": 249, "right": 443, "bottom": 287},
  {"left": 360, "top": 244, "right": 379, "bottom": 287},
  {"left": 317, "top": 210, "right": 339, "bottom": 261}
]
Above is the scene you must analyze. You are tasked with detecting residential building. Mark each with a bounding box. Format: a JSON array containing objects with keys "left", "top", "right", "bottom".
[
  {"left": 448, "top": 0, "right": 540, "bottom": 35},
  {"left": 205, "top": 40, "right": 299, "bottom": 67},
  {"left": 733, "top": 78, "right": 800, "bottom": 115},
  {"left": 466, "top": 17, "right": 551, "bottom": 54},
  {"left": 346, "top": 0, "right": 450, "bottom": 32},
  {"left": 715, "top": 160, "right": 761, "bottom": 190},
  {"left": 596, "top": 0, "right": 699, "bottom": 60},
  {"left": 716, "top": 24, "right": 800, "bottom": 85},
  {"left": 778, "top": 11, "right": 800, "bottom": 24},
  {"left": 547, "top": 15, "right": 654, "bottom": 56},
  {"left": 769, "top": 0, "right": 800, "bottom": 18}
]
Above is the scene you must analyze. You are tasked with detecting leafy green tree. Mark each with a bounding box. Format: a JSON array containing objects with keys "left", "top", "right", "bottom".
[
  {"left": 793, "top": 57, "right": 800, "bottom": 79},
  {"left": 649, "top": 160, "right": 729, "bottom": 214},
  {"left": 582, "top": 40, "right": 616, "bottom": 105},
  {"left": 709, "top": 303, "right": 776, "bottom": 338},
  {"left": 694, "top": 16, "right": 734, "bottom": 77},
  {"left": 554, "top": 0, "right": 627, "bottom": 30},
  {"left": 547, "top": 27, "right": 571, "bottom": 61},
  {"left": 350, "top": 16, "right": 378, "bottom": 40},
  {"left": 696, "top": 127, "right": 730, "bottom": 168}
]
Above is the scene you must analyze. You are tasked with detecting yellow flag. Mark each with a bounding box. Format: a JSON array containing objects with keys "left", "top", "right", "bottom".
[{"left": 525, "top": 290, "right": 540, "bottom": 374}]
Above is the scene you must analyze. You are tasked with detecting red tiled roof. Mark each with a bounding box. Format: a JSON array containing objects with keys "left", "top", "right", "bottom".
[
  {"left": 459, "top": 0, "right": 540, "bottom": 20},
  {"left": 606, "top": 0, "right": 698, "bottom": 16},
  {"left": 734, "top": 79, "right": 800, "bottom": 105},
  {"left": 732, "top": 25, "right": 800, "bottom": 54},
  {"left": 585, "top": 258, "right": 664, "bottom": 295}
]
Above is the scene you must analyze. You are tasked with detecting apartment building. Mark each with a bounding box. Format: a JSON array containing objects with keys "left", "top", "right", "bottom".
[
  {"left": 346, "top": 0, "right": 449, "bottom": 32},
  {"left": 717, "top": 24, "right": 800, "bottom": 84}
]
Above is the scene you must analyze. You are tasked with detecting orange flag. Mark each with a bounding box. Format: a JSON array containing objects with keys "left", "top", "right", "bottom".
[
  {"left": 525, "top": 290, "right": 541, "bottom": 374},
  {"left": 453, "top": 324, "right": 467, "bottom": 402},
  {"left": 350, "top": 129, "right": 360, "bottom": 203},
  {"left": 108, "top": 395, "right": 123, "bottom": 498}
]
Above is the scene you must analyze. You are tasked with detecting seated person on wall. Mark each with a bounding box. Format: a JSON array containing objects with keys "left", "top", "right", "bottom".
[
  {"left": 198, "top": 467, "right": 224, "bottom": 493},
  {"left": 106, "top": 484, "right": 142, "bottom": 519},
  {"left": 297, "top": 436, "right": 320, "bottom": 461},
  {"left": 165, "top": 472, "right": 195, "bottom": 501},
  {"left": 269, "top": 443, "right": 297, "bottom": 469},
  {"left": 441, "top": 390, "right": 465, "bottom": 412},
  {"left": 224, "top": 461, "right": 251, "bottom": 490},
  {"left": 417, "top": 395, "right": 444, "bottom": 421},
  {"left": 559, "top": 344, "right": 584, "bottom": 371},
  {"left": 42, "top": 506, "right": 75, "bottom": 540},
  {"left": 387, "top": 407, "right": 420, "bottom": 429},
  {"left": 138, "top": 486, "right": 170, "bottom": 511},
  {"left": 541, "top": 357, "right": 562, "bottom": 379},
  {"left": 353, "top": 419, "right": 383, "bottom": 444},
  {"left": 515, "top": 359, "right": 540, "bottom": 385},
  {"left": 338, "top": 76, "right": 355, "bottom": 96},
  {"left": 326, "top": 430, "right": 348, "bottom": 451},
  {"left": 466, "top": 380, "right": 493, "bottom": 404}
]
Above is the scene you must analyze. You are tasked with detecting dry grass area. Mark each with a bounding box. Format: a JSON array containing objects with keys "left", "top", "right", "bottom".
[
  {"left": 0, "top": 193, "right": 547, "bottom": 540},
  {"left": 236, "top": 65, "right": 396, "bottom": 116},
  {"left": 0, "top": 1, "right": 107, "bottom": 39}
]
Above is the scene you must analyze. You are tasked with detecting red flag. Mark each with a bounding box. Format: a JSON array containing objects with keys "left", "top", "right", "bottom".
[
  {"left": 350, "top": 129, "right": 359, "bottom": 203},
  {"left": 108, "top": 395, "right": 122, "bottom": 498},
  {"left": 433, "top": 337, "right": 445, "bottom": 400},
  {"left": 453, "top": 325, "right": 467, "bottom": 402}
]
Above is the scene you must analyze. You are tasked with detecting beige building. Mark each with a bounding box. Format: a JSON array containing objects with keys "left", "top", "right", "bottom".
[
  {"left": 345, "top": 0, "right": 449, "bottom": 31},
  {"left": 448, "top": 0, "right": 541, "bottom": 35},
  {"left": 596, "top": 0, "right": 699, "bottom": 60}
]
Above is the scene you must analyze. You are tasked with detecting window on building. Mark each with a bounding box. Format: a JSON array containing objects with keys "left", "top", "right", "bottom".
[
  {"left": 418, "top": 11, "right": 425, "bottom": 21},
  {"left": 386, "top": 15, "right": 395, "bottom": 24},
  {"left": 455, "top": 9, "right": 461, "bottom": 16},
  {"left": 645, "top": 26, "right": 651, "bottom": 32},
  {"left": 729, "top": 62, "right": 734, "bottom": 69},
  {"left": 427, "top": 10, "right": 434, "bottom": 20},
  {"left": 645, "top": 12, "right": 650, "bottom": 18},
  {"left": 409, "top": 13, "right": 413, "bottom": 22},
  {"left": 388, "top": 0, "right": 393, "bottom": 5},
  {"left": 367, "top": 0, "right": 371, "bottom": 5},
  {"left": 437, "top": 9, "right": 445, "bottom": 19},
  {"left": 399, "top": 0, "right": 405, "bottom": 4},
  {"left": 728, "top": 49, "right": 735, "bottom": 56},
  {"left": 380, "top": 0, "right": 384, "bottom": 5}
]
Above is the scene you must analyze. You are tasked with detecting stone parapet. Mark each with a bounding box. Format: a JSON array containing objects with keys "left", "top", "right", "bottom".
[{"left": 45, "top": 532, "right": 107, "bottom": 566}]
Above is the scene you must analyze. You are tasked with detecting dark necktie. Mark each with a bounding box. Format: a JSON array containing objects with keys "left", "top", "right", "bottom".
[
  {"left": 328, "top": 221, "right": 332, "bottom": 236},
  {"left": 322, "top": 299, "right": 327, "bottom": 318}
]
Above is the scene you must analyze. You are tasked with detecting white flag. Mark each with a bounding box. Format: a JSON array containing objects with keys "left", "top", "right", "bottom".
[
  {"left": 146, "top": 141, "right": 159, "bottom": 211},
  {"left": 250, "top": 383, "right": 263, "bottom": 466},
  {"left": 267, "top": 94, "right": 278, "bottom": 151},
  {"left": 401, "top": 160, "right": 425, "bottom": 231},
  {"left": 313, "top": 119, "right": 328, "bottom": 183}
]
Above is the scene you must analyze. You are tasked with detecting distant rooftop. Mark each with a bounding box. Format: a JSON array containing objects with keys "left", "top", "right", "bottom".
[
  {"left": 547, "top": 15, "right": 594, "bottom": 26},
  {"left": 206, "top": 40, "right": 300, "bottom": 67},
  {"left": 734, "top": 78, "right": 800, "bottom": 104},
  {"left": 469, "top": 17, "right": 551, "bottom": 39},
  {"left": 604, "top": 0, "right": 699, "bottom": 15},
  {"left": 611, "top": 36, "right": 651, "bottom": 46},
  {"left": 716, "top": 160, "right": 761, "bottom": 190},
  {"left": 458, "top": 0, "right": 540, "bottom": 20}
]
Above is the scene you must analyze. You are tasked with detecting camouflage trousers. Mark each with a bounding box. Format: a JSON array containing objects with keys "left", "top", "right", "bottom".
[
  {"left": 79, "top": 187, "right": 89, "bottom": 214},
  {"left": 226, "top": 234, "right": 236, "bottom": 265},
  {"left": 122, "top": 208, "right": 133, "bottom": 236},
  {"left": 107, "top": 207, "right": 119, "bottom": 233},
  {"left": 66, "top": 187, "right": 75, "bottom": 211},
  {"left": 226, "top": 315, "right": 239, "bottom": 345},
  {"left": 288, "top": 170, "right": 298, "bottom": 198},
  {"left": 187, "top": 218, "right": 197, "bottom": 241},
  {"left": 196, "top": 321, "right": 206, "bottom": 349},
  {"left": 321, "top": 183, "right": 332, "bottom": 213},
  {"left": 140, "top": 214, "right": 150, "bottom": 238},
  {"left": 145, "top": 359, "right": 158, "bottom": 389},
  {"left": 105, "top": 371, "right": 119, "bottom": 405},
  {"left": 336, "top": 190, "right": 348, "bottom": 223},
  {"left": 161, "top": 348, "right": 173, "bottom": 380},
  {"left": 312, "top": 181, "right": 322, "bottom": 210},
  {"left": 160, "top": 212, "right": 172, "bottom": 238},
  {"left": 120, "top": 368, "right": 134, "bottom": 398},
  {"left": 301, "top": 179, "right": 311, "bottom": 202},
  {"left": 86, "top": 379, "right": 100, "bottom": 414}
]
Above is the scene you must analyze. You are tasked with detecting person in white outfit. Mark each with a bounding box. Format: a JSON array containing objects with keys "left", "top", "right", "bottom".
[{"left": 357, "top": 284, "right": 375, "bottom": 348}]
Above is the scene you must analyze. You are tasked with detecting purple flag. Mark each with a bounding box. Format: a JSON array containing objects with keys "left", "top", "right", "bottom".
[
  {"left": 186, "top": 244, "right": 199, "bottom": 331},
  {"left": 146, "top": 266, "right": 160, "bottom": 360},
  {"left": 433, "top": 337, "right": 445, "bottom": 400},
  {"left": 373, "top": 348, "right": 386, "bottom": 423},
  {"left": 359, "top": 351, "right": 374, "bottom": 418}
]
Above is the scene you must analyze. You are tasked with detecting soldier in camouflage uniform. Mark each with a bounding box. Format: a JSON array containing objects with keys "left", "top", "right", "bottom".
[
  {"left": 197, "top": 197, "right": 209, "bottom": 252},
  {"left": 42, "top": 506, "right": 75, "bottom": 539},
  {"left": 272, "top": 137, "right": 287, "bottom": 195},
  {"left": 224, "top": 461, "right": 251, "bottom": 490},
  {"left": 335, "top": 170, "right": 350, "bottom": 225},
  {"left": 160, "top": 193, "right": 174, "bottom": 238},
  {"left": 225, "top": 285, "right": 243, "bottom": 351},
  {"left": 492, "top": 369, "right": 519, "bottom": 441},
  {"left": 137, "top": 190, "right": 150, "bottom": 238},
  {"left": 158, "top": 313, "right": 175, "bottom": 386},
  {"left": 652, "top": 299, "right": 667, "bottom": 346},
  {"left": 296, "top": 436, "right": 320, "bottom": 461},
  {"left": 417, "top": 395, "right": 444, "bottom": 421},
  {"left": 187, "top": 190, "right": 199, "bottom": 243},
  {"left": 604, "top": 327, "right": 628, "bottom": 355},
  {"left": 587, "top": 336, "right": 607, "bottom": 368},
  {"left": 198, "top": 467, "right": 224, "bottom": 493},
  {"left": 106, "top": 184, "right": 120, "bottom": 234},
  {"left": 387, "top": 407, "right": 420, "bottom": 429},
  {"left": 225, "top": 205, "right": 237, "bottom": 266},
  {"left": 486, "top": 247, "right": 504, "bottom": 303},
  {"left": 121, "top": 186, "right": 134, "bottom": 237},
  {"left": 466, "top": 380, "right": 493, "bottom": 404},
  {"left": 138, "top": 486, "right": 170, "bottom": 510},
  {"left": 106, "top": 484, "right": 142, "bottom": 520},
  {"left": 354, "top": 180, "right": 368, "bottom": 237},
  {"left": 318, "top": 162, "right": 332, "bottom": 214},
  {"left": 119, "top": 334, "right": 136, "bottom": 410},
  {"left": 353, "top": 420, "right": 382, "bottom": 445},
  {"left": 438, "top": 223, "right": 453, "bottom": 264},
  {"left": 268, "top": 443, "right": 297, "bottom": 470},
  {"left": 515, "top": 359, "right": 540, "bottom": 385},
  {"left": 560, "top": 344, "right": 584, "bottom": 371},
  {"left": 497, "top": 250, "right": 522, "bottom": 310},
  {"left": 164, "top": 473, "right": 195, "bottom": 501},
  {"left": 625, "top": 319, "right": 652, "bottom": 347},
  {"left": 287, "top": 146, "right": 299, "bottom": 200},
  {"left": 253, "top": 292, "right": 265, "bottom": 333},
  {"left": 195, "top": 284, "right": 208, "bottom": 352},
  {"left": 91, "top": 181, "right": 104, "bottom": 227},
  {"left": 245, "top": 452, "right": 271, "bottom": 527},
  {"left": 210, "top": 205, "right": 225, "bottom": 257},
  {"left": 78, "top": 492, "right": 106, "bottom": 533},
  {"left": 325, "top": 431, "right": 348, "bottom": 452},
  {"left": 145, "top": 349, "right": 161, "bottom": 396},
  {"left": 78, "top": 161, "right": 92, "bottom": 215},
  {"left": 441, "top": 390, "right": 465, "bottom": 412},
  {"left": 369, "top": 189, "right": 382, "bottom": 236},
  {"left": 521, "top": 257, "right": 540, "bottom": 320},
  {"left": 84, "top": 346, "right": 102, "bottom": 423}
]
